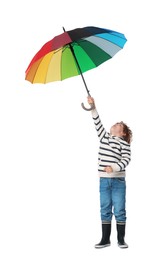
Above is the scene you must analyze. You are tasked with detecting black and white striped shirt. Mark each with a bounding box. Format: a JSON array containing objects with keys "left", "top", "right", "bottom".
[{"left": 92, "top": 109, "right": 131, "bottom": 178}]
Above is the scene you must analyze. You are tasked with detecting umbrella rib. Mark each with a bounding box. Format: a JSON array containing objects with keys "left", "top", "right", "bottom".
[
  {"left": 31, "top": 48, "right": 62, "bottom": 83},
  {"left": 31, "top": 61, "right": 42, "bottom": 83},
  {"left": 79, "top": 35, "right": 125, "bottom": 49},
  {"left": 44, "top": 53, "right": 53, "bottom": 83},
  {"left": 74, "top": 41, "right": 109, "bottom": 68},
  {"left": 44, "top": 48, "right": 62, "bottom": 83},
  {"left": 73, "top": 42, "right": 97, "bottom": 67},
  {"left": 92, "top": 34, "right": 125, "bottom": 48}
]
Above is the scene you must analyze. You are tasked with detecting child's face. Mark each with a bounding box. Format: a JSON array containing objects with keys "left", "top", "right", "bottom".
[{"left": 110, "top": 123, "right": 125, "bottom": 138}]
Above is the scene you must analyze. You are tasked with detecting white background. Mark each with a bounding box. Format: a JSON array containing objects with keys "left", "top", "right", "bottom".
[{"left": 1, "top": 0, "right": 161, "bottom": 259}]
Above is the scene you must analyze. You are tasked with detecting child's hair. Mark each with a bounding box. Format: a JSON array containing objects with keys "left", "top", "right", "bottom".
[{"left": 120, "top": 121, "right": 133, "bottom": 144}]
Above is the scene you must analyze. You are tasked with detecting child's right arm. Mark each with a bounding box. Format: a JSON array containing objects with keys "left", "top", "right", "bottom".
[{"left": 87, "top": 96, "right": 106, "bottom": 141}]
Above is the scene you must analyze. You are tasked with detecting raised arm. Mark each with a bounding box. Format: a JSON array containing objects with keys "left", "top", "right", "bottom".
[{"left": 87, "top": 97, "right": 106, "bottom": 141}]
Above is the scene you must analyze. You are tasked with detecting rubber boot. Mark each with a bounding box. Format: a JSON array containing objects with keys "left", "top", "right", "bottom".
[
  {"left": 117, "top": 222, "right": 128, "bottom": 248},
  {"left": 95, "top": 222, "right": 111, "bottom": 248}
]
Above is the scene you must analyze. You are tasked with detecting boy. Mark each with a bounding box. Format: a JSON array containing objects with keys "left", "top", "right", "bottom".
[{"left": 87, "top": 96, "right": 132, "bottom": 249}]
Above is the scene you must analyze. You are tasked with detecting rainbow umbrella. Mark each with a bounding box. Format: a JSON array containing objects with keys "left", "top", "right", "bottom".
[{"left": 25, "top": 26, "right": 127, "bottom": 110}]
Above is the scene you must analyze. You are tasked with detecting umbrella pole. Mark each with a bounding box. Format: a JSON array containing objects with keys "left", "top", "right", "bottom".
[
  {"left": 63, "top": 27, "right": 94, "bottom": 111},
  {"left": 69, "top": 44, "right": 90, "bottom": 96}
]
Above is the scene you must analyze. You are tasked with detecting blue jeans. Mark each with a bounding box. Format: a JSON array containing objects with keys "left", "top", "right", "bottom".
[{"left": 99, "top": 178, "right": 126, "bottom": 223}]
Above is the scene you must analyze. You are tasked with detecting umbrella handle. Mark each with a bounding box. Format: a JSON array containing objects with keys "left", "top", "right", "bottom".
[{"left": 81, "top": 102, "right": 95, "bottom": 111}]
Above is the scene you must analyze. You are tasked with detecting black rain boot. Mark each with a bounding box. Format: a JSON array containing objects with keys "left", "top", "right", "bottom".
[
  {"left": 95, "top": 222, "right": 111, "bottom": 248},
  {"left": 117, "top": 222, "right": 128, "bottom": 248}
]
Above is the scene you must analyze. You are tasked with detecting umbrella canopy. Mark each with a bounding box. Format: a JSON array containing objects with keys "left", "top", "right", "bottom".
[
  {"left": 25, "top": 26, "right": 127, "bottom": 110},
  {"left": 25, "top": 26, "right": 127, "bottom": 83}
]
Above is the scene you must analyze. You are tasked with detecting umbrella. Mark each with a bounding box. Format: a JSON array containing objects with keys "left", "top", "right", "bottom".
[{"left": 25, "top": 26, "right": 127, "bottom": 110}]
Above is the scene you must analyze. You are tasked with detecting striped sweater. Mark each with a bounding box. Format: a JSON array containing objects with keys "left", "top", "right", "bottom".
[{"left": 92, "top": 109, "right": 131, "bottom": 178}]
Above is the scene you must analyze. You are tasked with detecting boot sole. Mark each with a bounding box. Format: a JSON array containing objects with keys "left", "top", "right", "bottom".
[
  {"left": 95, "top": 243, "right": 111, "bottom": 249},
  {"left": 118, "top": 243, "right": 128, "bottom": 249}
]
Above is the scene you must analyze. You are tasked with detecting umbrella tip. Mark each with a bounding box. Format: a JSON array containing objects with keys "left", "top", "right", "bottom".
[{"left": 62, "top": 27, "right": 65, "bottom": 32}]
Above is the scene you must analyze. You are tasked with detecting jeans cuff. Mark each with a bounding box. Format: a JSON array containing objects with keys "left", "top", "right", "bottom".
[
  {"left": 102, "top": 220, "right": 111, "bottom": 224},
  {"left": 117, "top": 221, "right": 126, "bottom": 225}
]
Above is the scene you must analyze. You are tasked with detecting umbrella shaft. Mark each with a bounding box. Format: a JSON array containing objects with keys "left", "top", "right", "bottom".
[
  {"left": 79, "top": 70, "right": 90, "bottom": 96},
  {"left": 69, "top": 43, "right": 90, "bottom": 96},
  {"left": 63, "top": 27, "right": 90, "bottom": 96}
]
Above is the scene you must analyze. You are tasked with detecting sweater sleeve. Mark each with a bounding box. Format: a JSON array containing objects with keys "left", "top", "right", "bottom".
[
  {"left": 111, "top": 143, "right": 131, "bottom": 172},
  {"left": 91, "top": 109, "right": 107, "bottom": 141}
]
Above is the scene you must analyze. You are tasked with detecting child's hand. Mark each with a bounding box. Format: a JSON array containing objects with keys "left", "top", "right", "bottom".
[
  {"left": 104, "top": 166, "right": 113, "bottom": 173},
  {"left": 87, "top": 96, "right": 95, "bottom": 105}
]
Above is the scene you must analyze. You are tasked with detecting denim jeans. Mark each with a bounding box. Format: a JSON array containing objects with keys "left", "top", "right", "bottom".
[{"left": 99, "top": 177, "right": 126, "bottom": 223}]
